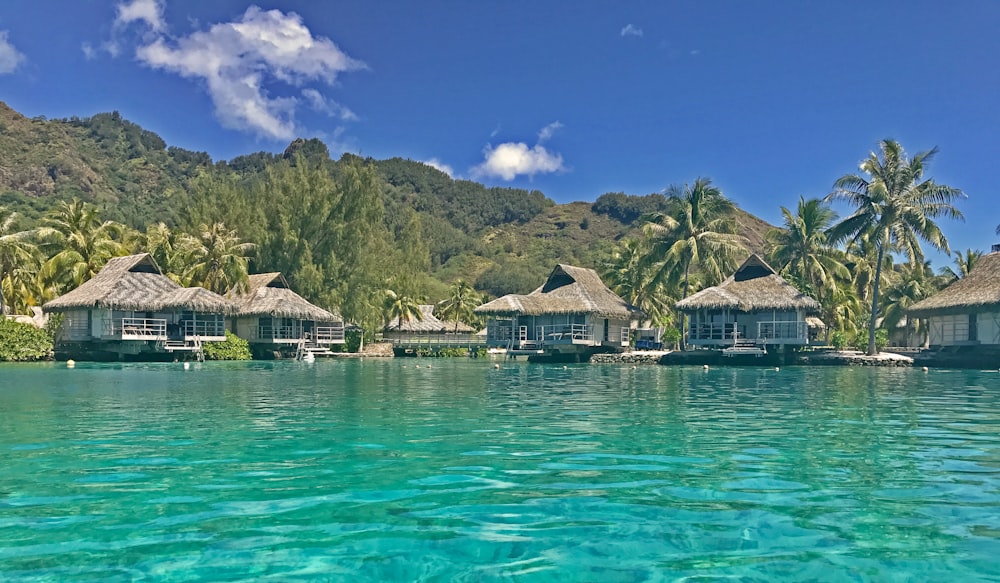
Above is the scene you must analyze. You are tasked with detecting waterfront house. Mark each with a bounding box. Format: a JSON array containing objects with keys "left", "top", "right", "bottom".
[
  {"left": 43, "top": 253, "right": 232, "bottom": 360},
  {"left": 908, "top": 250, "right": 1000, "bottom": 348},
  {"left": 383, "top": 304, "right": 481, "bottom": 352},
  {"left": 229, "top": 273, "right": 345, "bottom": 357},
  {"left": 475, "top": 264, "right": 644, "bottom": 360},
  {"left": 675, "top": 254, "right": 820, "bottom": 353}
]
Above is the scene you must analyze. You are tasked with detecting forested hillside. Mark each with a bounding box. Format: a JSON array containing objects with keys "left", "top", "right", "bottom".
[{"left": 0, "top": 102, "right": 774, "bottom": 321}]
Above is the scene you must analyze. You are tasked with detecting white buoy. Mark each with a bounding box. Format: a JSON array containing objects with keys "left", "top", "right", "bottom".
[
  {"left": 922, "top": 366, "right": 929, "bottom": 372},
  {"left": 66, "top": 359, "right": 76, "bottom": 368},
  {"left": 494, "top": 363, "right": 500, "bottom": 369},
  {"left": 563, "top": 365, "right": 568, "bottom": 370},
  {"left": 703, "top": 364, "right": 709, "bottom": 370},
  {"left": 775, "top": 367, "right": 780, "bottom": 372},
  {"left": 183, "top": 362, "right": 190, "bottom": 370}
]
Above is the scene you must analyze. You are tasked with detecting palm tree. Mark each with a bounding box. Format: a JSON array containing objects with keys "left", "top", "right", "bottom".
[
  {"left": 383, "top": 289, "right": 423, "bottom": 328},
  {"left": 436, "top": 280, "right": 481, "bottom": 332},
  {"left": 183, "top": 222, "right": 256, "bottom": 295},
  {"left": 766, "top": 197, "right": 849, "bottom": 298},
  {"left": 36, "top": 199, "right": 127, "bottom": 294},
  {"left": 642, "top": 177, "right": 747, "bottom": 345},
  {"left": 826, "top": 139, "right": 965, "bottom": 355},
  {"left": 939, "top": 248, "right": 982, "bottom": 282},
  {"left": 143, "top": 222, "right": 193, "bottom": 286},
  {"left": 0, "top": 207, "right": 40, "bottom": 315},
  {"left": 603, "top": 238, "right": 677, "bottom": 327},
  {"left": 881, "top": 261, "right": 940, "bottom": 347}
]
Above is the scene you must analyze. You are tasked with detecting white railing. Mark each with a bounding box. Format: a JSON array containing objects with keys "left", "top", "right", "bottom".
[
  {"left": 258, "top": 324, "right": 303, "bottom": 341},
  {"left": 757, "top": 321, "right": 807, "bottom": 342},
  {"left": 535, "top": 324, "right": 594, "bottom": 343},
  {"left": 106, "top": 318, "right": 167, "bottom": 339},
  {"left": 385, "top": 333, "right": 485, "bottom": 348},
  {"left": 688, "top": 321, "right": 808, "bottom": 343},
  {"left": 314, "top": 325, "right": 346, "bottom": 343},
  {"left": 182, "top": 320, "right": 226, "bottom": 339}
]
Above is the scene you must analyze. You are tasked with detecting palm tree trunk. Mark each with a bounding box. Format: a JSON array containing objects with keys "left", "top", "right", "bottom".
[
  {"left": 867, "top": 244, "right": 886, "bottom": 356},
  {"left": 680, "top": 261, "right": 691, "bottom": 350}
]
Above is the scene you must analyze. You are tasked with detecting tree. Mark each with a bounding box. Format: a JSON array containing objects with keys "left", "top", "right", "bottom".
[
  {"left": 641, "top": 177, "right": 747, "bottom": 345},
  {"left": 939, "top": 248, "right": 982, "bottom": 282},
  {"left": 603, "top": 238, "right": 677, "bottom": 327},
  {"left": 0, "top": 207, "right": 39, "bottom": 315},
  {"left": 881, "top": 261, "right": 941, "bottom": 347},
  {"left": 826, "top": 140, "right": 965, "bottom": 355},
  {"left": 435, "top": 279, "right": 481, "bottom": 332},
  {"left": 183, "top": 222, "right": 256, "bottom": 295},
  {"left": 36, "top": 199, "right": 127, "bottom": 294},
  {"left": 766, "top": 197, "right": 849, "bottom": 298},
  {"left": 383, "top": 289, "right": 423, "bottom": 329}
]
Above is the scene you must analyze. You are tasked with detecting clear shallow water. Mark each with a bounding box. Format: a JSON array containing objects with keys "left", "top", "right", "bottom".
[{"left": 0, "top": 361, "right": 998, "bottom": 582}]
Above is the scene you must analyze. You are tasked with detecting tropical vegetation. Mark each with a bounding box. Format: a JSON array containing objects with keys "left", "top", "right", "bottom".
[{"left": 0, "top": 101, "right": 978, "bottom": 355}]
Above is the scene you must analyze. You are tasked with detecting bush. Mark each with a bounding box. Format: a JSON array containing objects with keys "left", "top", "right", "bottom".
[
  {"left": 829, "top": 330, "right": 849, "bottom": 350},
  {"left": 852, "top": 328, "right": 889, "bottom": 353},
  {"left": 202, "top": 331, "right": 252, "bottom": 360},
  {"left": 0, "top": 318, "right": 53, "bottom": 361},
  {"left": 661, "top": 327, "right": 682, "bottom": 349}
]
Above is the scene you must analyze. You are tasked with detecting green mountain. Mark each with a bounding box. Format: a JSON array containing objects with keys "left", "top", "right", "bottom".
[{"left": 0, "top": 102, "right": 775, "bottom": 301}]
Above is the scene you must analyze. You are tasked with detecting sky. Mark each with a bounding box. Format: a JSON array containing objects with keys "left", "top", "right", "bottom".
[{"left": 0, "top": 0, "right": 998, "bottom": 268}]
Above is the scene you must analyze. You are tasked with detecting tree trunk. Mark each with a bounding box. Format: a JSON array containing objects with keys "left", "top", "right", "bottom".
[
  {"left": 867, "top": 245, "right": 885, "bottom": 356},
  {"left": 679, "top": 262, "right": 691, "bottom": 351}
]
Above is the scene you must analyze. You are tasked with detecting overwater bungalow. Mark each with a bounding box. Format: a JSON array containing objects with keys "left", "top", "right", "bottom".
[
  {"left": 229, "top": 273, "right": 345, "bottom": 358},
  {"left": 475, "top": 264, "right": 644, "bottom": 360},
  {"left": 675, "top": 254, "right": 820, "bottom": 355},
  {"left": 908, "top": 249, "right": 1000, "bottom": 349},
  {"left": 383, "top": 304, "right": 481, "bottom": 353},
  {"left": 42, "top": 253, "right": 232, "bottom": 360}
]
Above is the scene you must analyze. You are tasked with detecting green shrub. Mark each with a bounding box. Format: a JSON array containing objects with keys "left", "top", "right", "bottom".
[
  {"left": 0, "top": 318, "right": 53, "bottom": 361},
  {"left": 202, "top": 331, "right": 252, "bottom": 360},
  {"left": 661, "top": 327, "right": 682, "bottom": 349},
  {"left": 829, "top": 330, "right": 849, "bottom": 350},
  {"left": 852, "top": 328, "right": 889, "bottom": 353}
]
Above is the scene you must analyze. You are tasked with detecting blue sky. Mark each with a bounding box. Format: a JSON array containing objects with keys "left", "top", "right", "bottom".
[{"left": 0, "top": 1, "right": 997, "bottom": 267}]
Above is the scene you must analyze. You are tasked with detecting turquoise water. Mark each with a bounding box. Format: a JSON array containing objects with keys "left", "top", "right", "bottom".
[{"left": 0, "top": 361, "right": 998, "bottom": 582}]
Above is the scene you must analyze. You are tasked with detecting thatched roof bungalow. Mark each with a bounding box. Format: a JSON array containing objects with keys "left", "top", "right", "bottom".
[
  {"left": 475, "top": 264, "right": 643, "bottom": 356},
  {"left": 908, "top": 251, "right": 1000, "bottom": 347},
  {"left": 228, "top": 273, "right": 345, "bottom": 350},
  {"left": 43, "top": 253, "right": 233, "bottom": 359},
  {"left": 386, "top": 305, "right": 475, "bottom": 333},
  {"left": 676, "top": 254, "right": 819, "bottom": 348}
]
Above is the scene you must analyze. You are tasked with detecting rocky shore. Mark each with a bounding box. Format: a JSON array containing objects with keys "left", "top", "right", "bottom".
[
  {"left": 591, "top": 349, "right": 914, "bottom": 367},
  {"left": 590, "top": 351, "right": 670, "bottom": 364}
]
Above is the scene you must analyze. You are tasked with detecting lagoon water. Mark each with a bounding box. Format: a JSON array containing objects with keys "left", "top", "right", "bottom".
[{"left": 0, "top": 360, "right": 999, "bottom": 582}]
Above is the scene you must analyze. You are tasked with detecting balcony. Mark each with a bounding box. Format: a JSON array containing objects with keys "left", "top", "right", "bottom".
[
  {"left": 313, "top": 325, "right": 346, "bottom": 344},
  {"left": 105, "top": 318, "right": 167, "bottom": 341}
]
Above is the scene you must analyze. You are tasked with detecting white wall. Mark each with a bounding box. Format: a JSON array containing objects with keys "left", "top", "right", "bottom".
[{"left": 928, "top": 314, "right": 970, "bottom": 346}]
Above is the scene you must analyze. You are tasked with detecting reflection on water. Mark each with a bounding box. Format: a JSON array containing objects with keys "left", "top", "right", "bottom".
[{"left": 0, "top": 361, "right": 998, "bottom": 581}]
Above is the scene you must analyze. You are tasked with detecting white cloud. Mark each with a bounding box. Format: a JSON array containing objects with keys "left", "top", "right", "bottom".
[
  {"left": 423, "top": 158, "right": 454, "bottom": 178},
  {"left": 472, "top": 142, "right": 565, "bottom": 181},
  {"left": 302, "top": 88, "right": 357, "bottom": 121},
  {"left": 0, "top": 31, "right": 25, "bottom": 74},
  {"left": 537, "top": 121, "right": 563, "bottom": 143},
  {"left": 621, "top": 24, "right": 643, "bottom": 38},
  {"left": 116, "top": 0, "right": 166, "bottom": 32},
  {"left": 134, "top": 6, "right": 365, "bottom": 140}
]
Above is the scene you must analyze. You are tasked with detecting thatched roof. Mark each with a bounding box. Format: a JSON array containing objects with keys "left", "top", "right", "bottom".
[
  {"left": 386, "top": 304, "right": 475, "bottom": 333},
  {"left": 474, "top": 264, "right": 644, "bottom": 319},
  {"left": 158, "top": 287, "right": 237, "bottom": 314},
  {"left": 44, "top": 254, "right": 231, "bottom": 314},
  {"left": 230, "top": 273, "right": 341, "bottom": 321},
  {"left": 909, "top": 252, "right": 1000, "bottom": 317},
  {"left": 675, "top": 254, "right": 820, "bottom": 313}
]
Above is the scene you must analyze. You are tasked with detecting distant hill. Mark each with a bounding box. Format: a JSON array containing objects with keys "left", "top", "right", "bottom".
[{"left": 0, "top": 102, "right": 776, "bottom": 299}]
